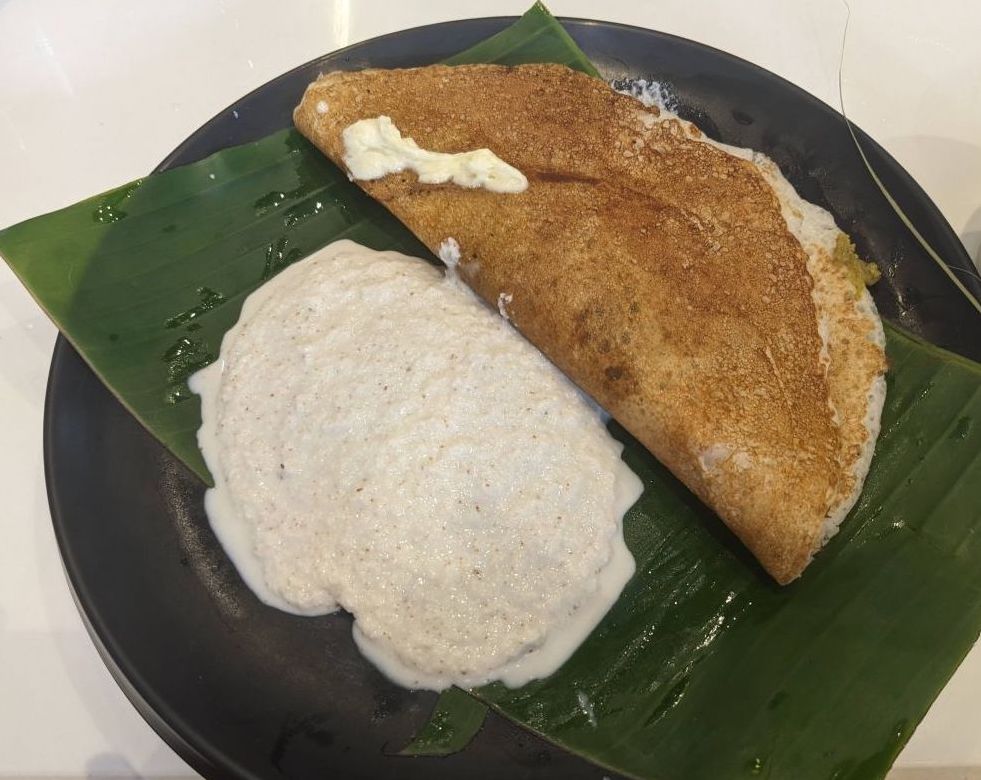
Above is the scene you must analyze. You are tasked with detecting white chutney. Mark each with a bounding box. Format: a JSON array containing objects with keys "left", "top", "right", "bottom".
[{"left": 191, "top": 239, "right": 642, "bottom": 690}]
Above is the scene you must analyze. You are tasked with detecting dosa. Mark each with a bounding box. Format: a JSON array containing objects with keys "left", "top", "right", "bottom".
[{"left": 294, "top": 63, "right": 887, "bottom": 584}]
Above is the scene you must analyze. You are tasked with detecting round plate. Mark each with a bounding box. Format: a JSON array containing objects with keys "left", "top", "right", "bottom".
[{"left": 45, "top": 17, "right": 981, "bottom": 780}]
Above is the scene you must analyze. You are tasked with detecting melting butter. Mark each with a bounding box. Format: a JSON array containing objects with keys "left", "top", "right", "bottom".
[{"left": 341, "top": 115, "right": 528, "bottom": 193}]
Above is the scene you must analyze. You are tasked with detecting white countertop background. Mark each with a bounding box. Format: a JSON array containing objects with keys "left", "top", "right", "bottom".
[{"left": 1, "top": 1, "right": 978, "bottom": 777}]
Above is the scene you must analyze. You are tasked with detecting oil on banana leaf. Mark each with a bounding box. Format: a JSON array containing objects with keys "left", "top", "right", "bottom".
[{"left": 1, "top": 4, "right": 979, "bottom": 779}]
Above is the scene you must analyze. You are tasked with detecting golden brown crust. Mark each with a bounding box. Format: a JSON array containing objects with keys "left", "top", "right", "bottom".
[{"left": 294, "top": 63, "right": 875, "bottom": 583}]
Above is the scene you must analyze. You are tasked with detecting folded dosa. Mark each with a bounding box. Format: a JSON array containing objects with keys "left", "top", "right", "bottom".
[{"left": 293, "top": 63, "right": 887, "bottom": 584}]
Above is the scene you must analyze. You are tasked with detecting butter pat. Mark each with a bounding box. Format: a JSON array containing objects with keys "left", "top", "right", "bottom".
[{"left": 341, "top": 115, "right": 528, "bottom": 193}]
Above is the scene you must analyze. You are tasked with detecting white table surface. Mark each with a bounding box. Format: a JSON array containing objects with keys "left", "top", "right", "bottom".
[{"left": 1, "top": 1, "right": 979, "bottom": 778}]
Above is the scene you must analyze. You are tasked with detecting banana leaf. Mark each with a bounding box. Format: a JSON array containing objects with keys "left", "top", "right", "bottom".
[
  {"left": 399, "top": 686, "right": 488, "bottom": 757},
  {"left": 1, "top": 4, "right": 980, "bottom": 779}
]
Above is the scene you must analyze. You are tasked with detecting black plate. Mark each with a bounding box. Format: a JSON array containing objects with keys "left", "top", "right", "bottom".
[{"left": 45, "top": 17, "right": 981, "bottom": 780}]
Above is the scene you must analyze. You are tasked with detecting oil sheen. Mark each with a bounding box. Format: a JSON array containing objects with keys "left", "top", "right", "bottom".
[{"left": 191, "top": 240, "right": 642, "bottom": 690}]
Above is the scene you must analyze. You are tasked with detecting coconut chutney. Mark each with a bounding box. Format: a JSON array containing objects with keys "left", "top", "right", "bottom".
[{"left": 191, "top": 240, "right": 642, "bottom": 690}]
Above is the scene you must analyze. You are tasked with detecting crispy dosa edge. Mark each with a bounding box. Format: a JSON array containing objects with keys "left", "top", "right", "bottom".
[{"left": 294, "top": 63, "right": 886, "bottom": 583}]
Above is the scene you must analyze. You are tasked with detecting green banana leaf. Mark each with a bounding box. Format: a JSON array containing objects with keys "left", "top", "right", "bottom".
[
  {"left": 399, "top": 686, "right": 488, "bottom": 757},
  {"left": 1, "top": 3, "right": 979, "bottom": 779}
]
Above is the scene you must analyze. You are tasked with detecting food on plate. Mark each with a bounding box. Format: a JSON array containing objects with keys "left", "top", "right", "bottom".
[
  {"left": 294, "top": 63, "right": 888, "bottom": 584},
  {"left": 191, "top": 240, "right": 643, "bottom": 690}
]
